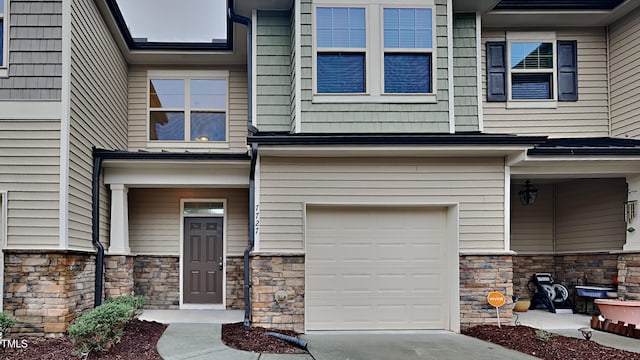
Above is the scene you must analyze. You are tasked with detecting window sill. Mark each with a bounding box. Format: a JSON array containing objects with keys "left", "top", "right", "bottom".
[
  {"left": 0, "top": 68, "right": 7, "bottom": 78},
  {"left": 146, "top": 141, "right": 230, "bottom": 149},
  {"left": 312, "top": 94, "right": 437, "bottom": 104},
  {"left": 507, "top": 100, "right": 557, "bottom": 109}
]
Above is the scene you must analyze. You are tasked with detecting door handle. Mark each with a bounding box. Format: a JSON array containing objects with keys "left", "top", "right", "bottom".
[{"left": 219, "top": 262, "right": 223, "bottom": 271}]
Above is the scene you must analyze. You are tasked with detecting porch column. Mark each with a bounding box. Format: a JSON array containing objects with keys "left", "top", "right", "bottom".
[
  {"left": 625, "top": 175, "right": 640, "bottom": 251},
  {"left": 108, "top": 184, "right": 130, "bottom": 255}
]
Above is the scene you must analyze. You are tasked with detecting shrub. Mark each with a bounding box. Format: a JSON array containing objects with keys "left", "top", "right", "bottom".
[
  {"left": 105, "top": 295, "right": 145, "bottom": 315},
  {"left": 0, "top": 312, "right": 16, "bottom": 338},
  {"left": 68, "top": 295, "right": 144, "bottom": 356}
]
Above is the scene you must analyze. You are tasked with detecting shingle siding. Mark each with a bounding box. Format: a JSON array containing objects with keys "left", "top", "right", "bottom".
[
  {"left": 0, "top": 0, "right": 62, "bottom": 100},
  {"left": 256, "top": 10, "right": 292, "bottom": 132},
  {"left": 453, "top": 13, "right": 479, "bottom": 132}
]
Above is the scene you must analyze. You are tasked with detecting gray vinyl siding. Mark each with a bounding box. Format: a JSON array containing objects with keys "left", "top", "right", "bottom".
[
  {"left": 68, "top": 0, "right": 128, "bottom": 250},
  {"left": 453, "top": 13, "right": 478, "bottom": 132},
  {"left": 0, "top": 0, "right": 62, "bottom": 100},
  {"left": 128, "top": 188, "right": 249, "bottom": 256},
  {"left": 482, "top": 28, "right": 609, "bottom": 137},
  {"left": 555, "top": 179, "right": 626, "bottom": 252},
  {"left": 609, "top": 6, "right": 640, "bottom": 138},
  {"left": 299, "top": 0, "right": 450, "bottom": 133},
  {"left": 259, "top": 157, "right": 505, "bottom": 252},
  {"left": 510, "top": 184, "right": 554, "bottom": 253},
  {"left": 255, "top": 10, "right": 291, "bottom": 132},
  {"left": 0, "top": 119, "right": 60, "bottom": 248},
  {"left": 128, "top": 66, "right": 248, "bottom": 153}
]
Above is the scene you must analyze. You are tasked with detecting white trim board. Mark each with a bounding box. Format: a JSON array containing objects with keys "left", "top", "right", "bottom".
[
  {"left": 59, "top": 0, "right": 73, "bottom": 250},
  {"left": 0, "top": 101, "right": 62, "bottom": 120}
]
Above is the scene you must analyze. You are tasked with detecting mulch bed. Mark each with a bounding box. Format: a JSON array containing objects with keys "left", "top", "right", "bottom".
[
  {"left": 463, "top": 324, "right": 640, "bottom": 360},
  {"left": 222, "top": 322, "right": 308, "bottom": 354},
  {"left": 0, "top": 319, "right": 166, "bottom": 360}
]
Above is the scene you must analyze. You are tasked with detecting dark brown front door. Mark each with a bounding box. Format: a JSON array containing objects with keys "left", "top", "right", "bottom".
[{"left": 183, "top": 217, "right": 223, "bottom": 304}]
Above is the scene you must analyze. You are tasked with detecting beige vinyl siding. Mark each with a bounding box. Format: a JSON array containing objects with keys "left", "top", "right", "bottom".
[
  {"left": 128, "top": 66, "right": 248, "bottom": 153},
  {"left": 609, "top": 6, "right": 640, "bottom": 138},
  {"left": 482, "top": 28, "right": 609, "bottom": 137},
  {"left": 453, "top": 13, "right": 479, "bottom": 132},
  {"left": 259, "top": 157, "right": 505, "bottom": 252},
  {"left": 128, "top": 188, "right": 249, "bottom": 256},
  {"left": 0, "top": 119, "right": 60, "bottom": 248},
  {"left": 255, "top": 10, "right": 292, "bottom": 132},
  {"left": 510, "top": 183, "right": 554, "bottom": 253},
  {"left": 0, "top": 0, "right": 62, "bottom": 100},
  {"left": 68, "top": 0, "right": 128, "bottom": 251},
  {"left": 298, "top": 0, "right": 450, "bottom": 133},
  {"left": 555, "top": 179, "right": 626, "bottom": 252}
]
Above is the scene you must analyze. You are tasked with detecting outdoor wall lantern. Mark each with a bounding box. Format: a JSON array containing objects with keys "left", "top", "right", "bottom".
[{"left": 519, "top": 180, "right": 538, "bottom": 205}]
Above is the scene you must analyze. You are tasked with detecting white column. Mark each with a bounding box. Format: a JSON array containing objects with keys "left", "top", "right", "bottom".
[
  {"left": 108, "top": 184, "right": 130, "bottom": 255},
  {"left": 625, "top": 175, "right": 640, "bottom": 251}
]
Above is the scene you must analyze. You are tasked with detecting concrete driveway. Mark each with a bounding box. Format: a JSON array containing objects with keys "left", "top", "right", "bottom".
[
  {"left": 157, "top": 323, "right": 538, "bottom": 360},
  {"left": 301, "top": 332, "right": 538, "bottom": 360}
]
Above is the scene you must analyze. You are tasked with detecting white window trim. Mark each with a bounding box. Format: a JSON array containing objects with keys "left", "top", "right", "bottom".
[
  {"left": 0, "top": 0, "right": 9, "bottom": 77},
  {"left": 506, "top": 31, "right": 557, "bottom": 109},
  {"left": 312, "top": 0, "right": 436, "bottom": 104},
  {"left": 179, "top": 198, "right": 227, "bottom": 310},
  {"left": 146, "top": 70, "right": 229, "bottom": 148}
]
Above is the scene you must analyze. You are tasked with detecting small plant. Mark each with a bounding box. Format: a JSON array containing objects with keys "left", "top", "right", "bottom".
[
  {"left": 68, "top": 295, "right": 144, "bottom": 357},
  {"left": 535, "top": 329, "right": 554, "bottom": 342},
  {"left": 0, "top": 312, "right": 16, "bottom": 338}
]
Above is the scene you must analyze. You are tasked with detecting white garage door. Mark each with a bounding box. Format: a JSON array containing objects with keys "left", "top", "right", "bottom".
[{"left": 306, "top": 205, "right": 449, "bottom": 331}]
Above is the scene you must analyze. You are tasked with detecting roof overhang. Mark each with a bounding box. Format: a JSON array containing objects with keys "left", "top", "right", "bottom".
[
  {"left": 453, "top": 0, "right": 640, "bottom": 27},
  {"left": 249, "top": 133, "right": 547, "bottom": 158}
]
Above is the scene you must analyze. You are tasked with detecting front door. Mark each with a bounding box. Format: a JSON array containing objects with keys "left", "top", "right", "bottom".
[{"left": 183, "top": 217, "right": 223, "bottom": 304}]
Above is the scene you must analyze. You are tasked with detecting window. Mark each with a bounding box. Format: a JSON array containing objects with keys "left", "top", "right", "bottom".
[
  {"left": 313, "top": 1, "right": 436, "bottom": 103},
  {"left": 383, "top": 8, "right": 432, "bottom": 93},
  {"left": 316, "top": 7, "right": 366, "bottom": 93},
  {"left": 148, "top": 71, "right": 228, "bottom": 143},
  {"left": 486, "top": 33, "right": 578, "bottom": 105}
]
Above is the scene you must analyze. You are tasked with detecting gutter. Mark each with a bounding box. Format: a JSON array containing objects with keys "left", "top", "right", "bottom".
[{"left": 229, "top": 4, "right": 257, "bottom": 329}]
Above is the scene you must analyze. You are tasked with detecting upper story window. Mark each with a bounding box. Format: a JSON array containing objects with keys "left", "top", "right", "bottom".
[
  {"left": 0, "top": 0, "right": 8, "bottom": 74},
  {"left": 148, "top": 71, "right": 228, "bottom": 144},
  {"left": 487, "top": 32, "right": 578, "bottom": 107},
  {"left": 313, "top": 1, "right": 436, "bottom": 103}
]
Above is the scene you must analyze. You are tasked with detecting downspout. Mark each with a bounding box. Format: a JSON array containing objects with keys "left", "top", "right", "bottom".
[
  {"left": 91, "top": 148, "right": 105, "bottom": 307},
  {"left": 229, "top": 5, "right": 257, "bottom": 329},
  {"left": 245, "top": 143, "right": 258, "bottom": 329}
]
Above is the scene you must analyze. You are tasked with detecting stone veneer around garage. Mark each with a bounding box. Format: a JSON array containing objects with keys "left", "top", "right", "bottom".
[
  {"left": 618, "top": 252, "right": 640, "bottom": 300},
  {"left": 459, "top": 255, "right": 514, "bottom": 329},
  {"left": 104, "top": 255, "right": 134, "bottom": 299},
  {"left": 250, "top": 254, "right": 305, "bottom": 333},
  {"left": 3, "top": 252, "right": 95, "bottom": 337}
]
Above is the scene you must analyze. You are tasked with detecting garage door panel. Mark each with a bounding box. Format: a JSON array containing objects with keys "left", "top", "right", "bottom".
[{"left": 306, "top": 206, "right": 449, "bottom": 331}]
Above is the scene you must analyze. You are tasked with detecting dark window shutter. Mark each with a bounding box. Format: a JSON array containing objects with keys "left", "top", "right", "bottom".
[
  {"left": 557, "top": 40, "right": 578, "bottom": 101},
  {"left": 486, "top": 41, "right": 507, "bottom": 102}
]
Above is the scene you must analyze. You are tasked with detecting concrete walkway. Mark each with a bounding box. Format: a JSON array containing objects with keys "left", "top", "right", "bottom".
[{"left": 157, "top": 323, "right": 537, "bottom": 360}]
